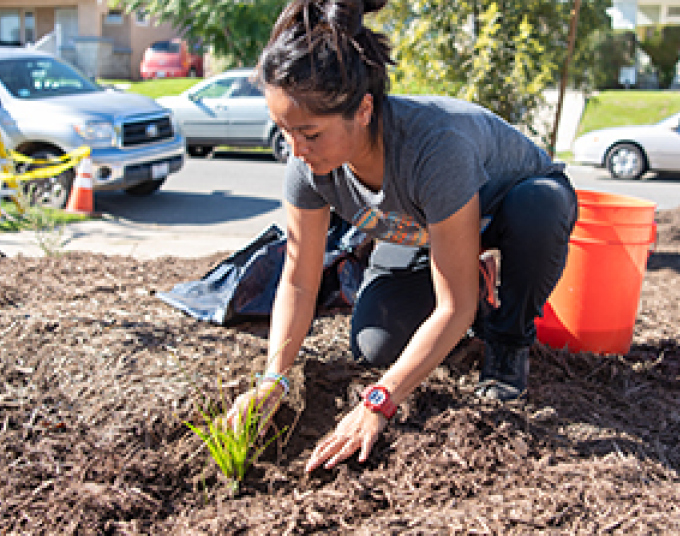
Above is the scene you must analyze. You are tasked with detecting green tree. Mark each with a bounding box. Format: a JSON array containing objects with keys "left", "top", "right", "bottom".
[
  {"left": 372, "top": 0, "right": 611, "bottom": 131},
  {"left": 114, "top": 0, "right": 286, "bottom": 67},
  {"left": 588, "top": 29, "right": 636, "bottom": 90},
  {"left": 638, "top": 25, "right": 680, "bottom": 89}
]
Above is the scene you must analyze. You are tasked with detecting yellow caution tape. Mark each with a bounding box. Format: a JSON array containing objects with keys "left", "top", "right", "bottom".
[
  {"left": 9, "top": 145, "right": 90, "bottom": 165},
  {"left": 0, "top": 145, "right": 90, "bottom": 214},
  {"left": 0, "top": 146, "right": 91, "bottom": 183}
]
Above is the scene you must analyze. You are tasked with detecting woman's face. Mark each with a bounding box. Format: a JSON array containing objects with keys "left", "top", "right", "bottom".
[{"left": 265, "top": 86, "right": 373, "bottom": 176}]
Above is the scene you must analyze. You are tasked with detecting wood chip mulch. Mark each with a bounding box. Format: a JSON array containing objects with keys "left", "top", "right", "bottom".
[{"left": 1, "top": 208, "right": 679, "bottom": 535}]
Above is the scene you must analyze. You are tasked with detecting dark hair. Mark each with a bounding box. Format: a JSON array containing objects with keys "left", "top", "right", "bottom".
[{"left": 257, "top": 0, "right": 393, "bottom": 145}]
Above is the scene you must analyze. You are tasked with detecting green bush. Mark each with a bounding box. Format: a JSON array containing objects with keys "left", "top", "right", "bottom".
[
  {"left": 638, "top": 25, "right": 680, "bottom": 89},
  {"left": 589, "top": 30, "right": 637, "bottom": 90}
]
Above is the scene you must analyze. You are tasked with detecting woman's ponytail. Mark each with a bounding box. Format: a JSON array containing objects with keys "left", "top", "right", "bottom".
[{"left": 258, "top": 0, "right": 393, "bottom": 145}]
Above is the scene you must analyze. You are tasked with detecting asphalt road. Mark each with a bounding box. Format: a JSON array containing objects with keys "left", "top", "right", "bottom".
[
  {"left": 4, "top": 150, "right": 678, "bottom": 258},
  {"left": 565, "top": 165, "right": 680, "bottom": 211},
  {"left": 95, "top": 150, "right": 289, "bottom": 239},
  {"left": 95, "top": 151, "right": 680, "bottom": 233}
]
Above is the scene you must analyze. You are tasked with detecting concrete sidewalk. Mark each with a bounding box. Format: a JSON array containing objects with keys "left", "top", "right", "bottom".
[{"left": 0, "top": 216, "right": 260, "bottom": 259}]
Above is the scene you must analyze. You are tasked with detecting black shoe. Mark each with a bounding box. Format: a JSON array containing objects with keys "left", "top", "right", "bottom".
[
  {"left": 471, "top": 253, "right": 498, "bottom": 338},
  {"left": 475, "top": 340, "right": 530, "bottom": 401}
]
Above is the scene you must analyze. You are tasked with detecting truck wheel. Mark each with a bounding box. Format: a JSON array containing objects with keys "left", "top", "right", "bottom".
[
  {"left": 271, "top": 129, "right": 290, "bottom": 163},
  {"left": 20, "top": 148, "right": 75, "bottom": 209},
  {"left": 124, "top": 178, "right": 166, "bottom": 196}
]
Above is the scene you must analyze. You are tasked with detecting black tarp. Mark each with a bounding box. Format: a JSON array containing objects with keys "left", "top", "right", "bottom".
[{"left": 157, "top": 213, "right": 372, "bottom": 325}]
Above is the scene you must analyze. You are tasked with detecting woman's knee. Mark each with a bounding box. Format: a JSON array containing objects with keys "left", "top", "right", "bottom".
[
  {"left": 350, "top": 324, "right": 404, "bottom": 367},
  {"left": 350, "top": 270, "right": 435, "bottom": 367},
  {"left": 502, "top": 177, "right": 577, "bottom": 238}
]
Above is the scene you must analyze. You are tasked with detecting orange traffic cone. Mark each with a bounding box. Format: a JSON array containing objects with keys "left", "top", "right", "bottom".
[{"left": 65, "top": 157, "right": 94, "bottom": 214}]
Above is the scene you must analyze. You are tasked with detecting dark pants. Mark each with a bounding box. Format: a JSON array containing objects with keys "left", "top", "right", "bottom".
[{"left": 350, "top": 175, "right": 578, "bottom": 367}]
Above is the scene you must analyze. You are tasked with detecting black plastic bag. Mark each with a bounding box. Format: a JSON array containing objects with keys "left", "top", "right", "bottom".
[{"left": 157, "top": 213, "right": 372, "bottom": 325}]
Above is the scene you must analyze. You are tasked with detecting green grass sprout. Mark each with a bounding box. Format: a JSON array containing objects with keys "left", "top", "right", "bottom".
[
  {"left": 183, "top": 376, "right": 287, "bottom": 494},
  {"left": 174, "top": 341, "right": 291, "bottom": 494}
]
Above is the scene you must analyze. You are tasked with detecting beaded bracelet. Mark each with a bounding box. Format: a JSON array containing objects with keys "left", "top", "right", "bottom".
[{"left": 256, "top": 372, "right": 290, "bottom": 396}]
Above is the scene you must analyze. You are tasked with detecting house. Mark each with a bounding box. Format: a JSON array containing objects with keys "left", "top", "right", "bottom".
[
  {"left": 607, "top": 1, "right": 680, "bottom": 86},
  {"left": 0, "top": 0, "right": 183, "bottom": 80},
  {"left": 608, "top": 0, "right": 680, "bottom": 28}
]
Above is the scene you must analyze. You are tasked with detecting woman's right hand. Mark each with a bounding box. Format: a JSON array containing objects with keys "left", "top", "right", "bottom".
[{"left": 223, "top": 380, "right": 286, "bottom": 434}]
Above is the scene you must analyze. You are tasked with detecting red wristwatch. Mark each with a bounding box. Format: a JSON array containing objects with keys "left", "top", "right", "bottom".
[{"left": 361, "top": 385, "right": 397, "bottom": 419}]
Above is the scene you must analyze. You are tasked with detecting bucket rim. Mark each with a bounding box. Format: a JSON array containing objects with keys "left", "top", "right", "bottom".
[
  {"left": 569, "top": 235, "right": 655, "bottom": 246},
  {"left": 575, "top": 219, "right": 655, "bottom": 228},
  {"left": 576, "top": 189, "right": 657, "bottom": 209}
]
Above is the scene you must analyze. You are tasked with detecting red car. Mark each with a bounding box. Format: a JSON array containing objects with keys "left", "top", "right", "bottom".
[{"left": 140, "top": 39, "right": 203, "bottom": 79}]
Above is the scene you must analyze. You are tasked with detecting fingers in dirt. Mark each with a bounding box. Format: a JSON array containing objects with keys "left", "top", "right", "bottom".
[{"left": 306, "top": 435, "right": 358, "bottom": 472}]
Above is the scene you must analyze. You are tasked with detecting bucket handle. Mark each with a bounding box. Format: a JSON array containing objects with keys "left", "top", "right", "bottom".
[{"left": 649, "top": 222, "right": 658, "bottom": 257}]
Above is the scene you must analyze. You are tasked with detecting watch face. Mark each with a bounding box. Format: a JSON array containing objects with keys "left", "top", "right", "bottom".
[{"left": 367, "top": 389, "right": 386, "bottom": 406}]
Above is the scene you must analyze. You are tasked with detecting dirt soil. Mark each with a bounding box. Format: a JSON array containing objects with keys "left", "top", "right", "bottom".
[{"left": 1, "top": 209, "right": 680, "bottom": 535}]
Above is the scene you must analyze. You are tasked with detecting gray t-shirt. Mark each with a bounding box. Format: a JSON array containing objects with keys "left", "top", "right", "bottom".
[{"left": 284, "top": 95, "right": 564, "bottom": 246}]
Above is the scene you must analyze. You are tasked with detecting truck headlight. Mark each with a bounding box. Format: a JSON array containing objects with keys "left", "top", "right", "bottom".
[{"left": 73, "top": 120, "right": 116, "bottom": 147}]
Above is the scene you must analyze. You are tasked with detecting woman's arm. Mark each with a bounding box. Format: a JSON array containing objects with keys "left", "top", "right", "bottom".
[
  {"left": 306, "top": 194, "right": 481, "bottom": 471},
  {"left": 225, "top": 202, "right": 330, "bottom": 428},
  {"left": 377, "top": 193, "right": 481, "bottom": 404},
  {"left": 266, "top": 202, "right": 331, "bottom": 377}
]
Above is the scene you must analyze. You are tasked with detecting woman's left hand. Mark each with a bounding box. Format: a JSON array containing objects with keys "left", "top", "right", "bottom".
[{"left": 305, "top": 404, "right": 387, "bottom": 472}]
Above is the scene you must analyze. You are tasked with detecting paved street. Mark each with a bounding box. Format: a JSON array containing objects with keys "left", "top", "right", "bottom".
[
  {"left": 566, "top": 165, "right": 680, "bottom": 210},
  {"left": 2, "top": 151, "right": 679, "bottom": 258}
]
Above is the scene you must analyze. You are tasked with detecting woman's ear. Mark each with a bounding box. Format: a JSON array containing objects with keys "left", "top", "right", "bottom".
[{"left": 357, "top": 93, "right": 374, "bottom": 128}]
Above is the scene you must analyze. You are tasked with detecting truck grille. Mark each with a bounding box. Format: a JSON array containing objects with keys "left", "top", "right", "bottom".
[{"left": 121, "top": 116, "right": 173, "bottom": 147}]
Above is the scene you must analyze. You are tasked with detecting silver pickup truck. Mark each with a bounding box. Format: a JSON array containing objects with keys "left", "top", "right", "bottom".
[{"left": 0, "top": 48, "right": 185, "bottom": 208}]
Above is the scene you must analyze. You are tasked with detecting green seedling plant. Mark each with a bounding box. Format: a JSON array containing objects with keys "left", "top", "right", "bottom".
[
  {"left": 176, "top": 341, "right": 291, "bottom": 495},
  {"left": 183, "top": 376, "right": 287, "bottom": 494}
]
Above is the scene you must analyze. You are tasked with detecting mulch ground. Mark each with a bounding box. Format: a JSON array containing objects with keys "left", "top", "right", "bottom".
[{"left": 1, "top": 208, "right": 679, "bottom": 535}]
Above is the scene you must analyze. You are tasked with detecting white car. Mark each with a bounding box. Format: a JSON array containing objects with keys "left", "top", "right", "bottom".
[
  {"left": 572, "top": 112, "right": 680, "bottom": 180},
  {"left": 156, "top": 68, "right": 290, "bottom": 162}
]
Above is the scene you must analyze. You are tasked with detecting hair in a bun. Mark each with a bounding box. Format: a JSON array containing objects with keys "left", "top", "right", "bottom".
[
  {"left": 257, "top": 0, "right": 393, "bottom": 146},
  {"left": 324, "top": 0, "right": 364, "bottom": 38}
]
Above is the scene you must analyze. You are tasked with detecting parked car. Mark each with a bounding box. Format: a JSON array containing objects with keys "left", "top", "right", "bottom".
[
  {"left": 140, "top": 39, "right": 203, "bottom": 80},
  {"left": 572, "top": 112, "right": 680, "bottom": 180},
  {"left": 156, "top": 68, "right": 290, "bottom": 162},
  {"left": 0, "top": 47, "right": 185, "bottom": 207}
]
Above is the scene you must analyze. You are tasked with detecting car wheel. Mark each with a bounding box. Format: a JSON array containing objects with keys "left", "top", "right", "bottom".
[
  {"left": 187, "top": 145, "right": 214, "bottom": 158},
  {"left": 124, "top": 178, "right": 166, "bottom": 196},
  {"left": 20, "top": 149, "right": 75, "bottom": 209},
  {"left": 271, "top": 129, "right": 290, "bottom": 163},
  {"left": 605, "top": 143, "right": 647, "bottom": 180}
]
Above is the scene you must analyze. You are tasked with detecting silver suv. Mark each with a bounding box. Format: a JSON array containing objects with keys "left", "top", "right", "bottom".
[{"left": 0, "top": 48, "right": 185, "bottom": 208}]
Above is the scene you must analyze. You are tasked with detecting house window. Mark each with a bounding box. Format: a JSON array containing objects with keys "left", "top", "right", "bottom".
[
  {"left": 104, "top": 9, "right": 124, "bottom": 25},
  {"left": 0, "top": 9, "right": 20, "bottom": 45},
  {"left": 668, "top": 6, "right": 680, "bottom": 19},
  {"left": 25, "top": 12, "right": 35, "bottom": 44},
  {"left": 135, "top": 9, "right": 149, "bottom": 26}
]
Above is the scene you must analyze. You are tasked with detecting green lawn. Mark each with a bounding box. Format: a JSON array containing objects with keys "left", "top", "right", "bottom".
[
  {"left": 577, "top": 90, "right": 680, "bottom": 137},
  {"left": 98, "top": 77, "right": 199, "bottom": 99}
]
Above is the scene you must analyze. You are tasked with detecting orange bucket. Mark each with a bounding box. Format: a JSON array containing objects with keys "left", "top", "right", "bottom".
[{"left": 535, "top": 190, "right": 657, "bottom": 355}]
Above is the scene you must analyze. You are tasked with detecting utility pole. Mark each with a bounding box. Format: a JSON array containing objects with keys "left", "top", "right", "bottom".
[{"left": 549, "top": 0, "right": 582, "bottom": 159}]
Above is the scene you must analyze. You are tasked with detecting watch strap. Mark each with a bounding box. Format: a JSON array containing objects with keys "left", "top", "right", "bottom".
[{"left": 361, "top": 384, "right": 397, "bottom": 419}]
